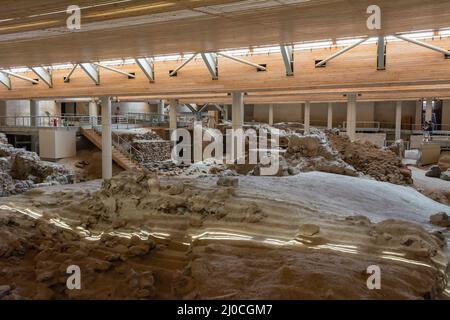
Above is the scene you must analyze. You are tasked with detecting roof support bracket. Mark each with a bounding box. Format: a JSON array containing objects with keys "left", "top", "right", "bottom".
[
  {"left": 185, "top": 104, "right": 198, "bottom": 113},
  {"left": 198, "top": 103, "right": 210, "bottom": 113},
  {"left": 217, "top": 52, "right": 266, "bottom": 71},
  {"left": 170, "top": 53, "right": 198, "bottom": 77},
  {"left": 135, "top": 57, "right": 155, "bottom": 82},
  {"left": 315, "top": 37, "right": 369, "bottom": 67},
  {"left": 395, "top": 34, "right": 450, "bottom": 58},
  {"left": 64, "top": 64, "right": 78, "bottom": 83},
  {"left": 1, "top": 70, "right": 39, "bottom": 85},
  {"left": 200, "top": 53, "right": 218, "bottom": 80},
  {"left": 0, "top": 72, "right": 11, "bottom": 90},
  {"left": 80, "top": 63, "right": 100, "bottom": 85},
  {"left": 31, "top": 66, "right": 53, "bottom": 88},
  {"left": 280, "top": 45, "right": 294, "bottom": 76},
  {"left": 94, "top": 63, "right": 135, "bottom": 79}
]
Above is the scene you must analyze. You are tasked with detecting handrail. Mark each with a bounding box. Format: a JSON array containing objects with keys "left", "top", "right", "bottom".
[
  {"left": 93, "top": 126, "right": 144, "bottom": 166},
  {"left": 0, "top": 113, "right": 168, "bottom": 129},
  {"left": 342, "top": 121, "right": 381, "bottom": 130}
]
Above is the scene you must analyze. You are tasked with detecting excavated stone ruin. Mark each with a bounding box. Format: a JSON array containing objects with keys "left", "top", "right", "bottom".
[
  {"left": 0, "top": 134, "right": 74, "bottom": 196},
  {"left": 114, "top": 129, "right": 171, "bottom": 166},
  {"left": 328, "top": 133, "right": 413, "bottom": 185}
]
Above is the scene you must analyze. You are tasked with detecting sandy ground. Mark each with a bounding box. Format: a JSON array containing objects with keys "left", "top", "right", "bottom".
[
  {"left": 0, "top": 172, "right": 449, "bottom": 300},
  {"left": 410, "top": 166, "right": 450, "bottom": 206},
  {"left": 58, "top": 149, "right": 123, "bottom": 181}
]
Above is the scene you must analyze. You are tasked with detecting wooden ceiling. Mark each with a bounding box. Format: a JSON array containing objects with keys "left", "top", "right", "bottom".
[
  {"left": 0, "top": 0, "right": 450, "bottom": 68},
  {"left": 1, "top": 37, "right": 450, "bottom": 103}
]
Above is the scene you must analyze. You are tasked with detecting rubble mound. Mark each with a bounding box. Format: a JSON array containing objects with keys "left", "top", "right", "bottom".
[
  {"left": 284, "top": 131, "right": 358, "bottom": 177},
  {"left": 430, "top": 212, "right": 450, "bottom": 228},
  {"left": 328, "top": 133, "right": 412, "bottom": 185},
  {"left": 78, "top": 171, "right": 266, "bottom": 227},
  {"left": 425, "top": 165, "right": 442, "bottom": 178},
  {"left": 0, "top": 136, "right": 73, "bottom": 196}
]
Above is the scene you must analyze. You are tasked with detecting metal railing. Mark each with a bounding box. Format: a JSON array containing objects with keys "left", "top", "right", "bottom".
[
  {"left": 127, "top": 112, "right": 169, "bottom": 125},
  {"left": 342, "top": 121, "right": 381, "bottom": 131},
  {"left": 0, "top": 112, "right": 196, "bottom": 131},
  {"left": 0, "top": 113, "right": 170, "bottom": 130},
  {"left": 93, "top": 126, "right": 145, "bottom": 166}
]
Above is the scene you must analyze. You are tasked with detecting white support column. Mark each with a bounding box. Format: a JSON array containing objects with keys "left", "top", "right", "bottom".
[
  {"left": 415, "top": 100, "right": 423, "bottom": 130},
  {"left": 304, "top": 101, "right": 310, "bottom": 135},
  {"left": 30, "top": 100, "right": 40, "bottom": 127},
  {"left": 158, "top": 100, "right": 165, "bottom": 122},
  {"left": 395, "top": 101, "right": 402, "bottom": 141},
  {"left": 232, "top": 92, "right": 244, "bottom": 130},
  {"left": 268, "top": 104, "right": 274, "bottom": 126},
  {"left": 101, "top": 96, "right": 112, "bottom": 180},
  {"left": 223, "top": 105, "right": 229, "bottom": 121},
  {"left": 346, "top": 94, "right": 357, "bottom": 142},
  {"left": 169, "top": 99, "right": 178, "bottom": 131},
  {"left": 425, "top": 99, "right": 433, "bottom": 123},
  {"left": 327, "top": 102, "right": 333, "bottom": 130},
  {"left": 89, "top": 100, "right": 98, "bottom": 125}
]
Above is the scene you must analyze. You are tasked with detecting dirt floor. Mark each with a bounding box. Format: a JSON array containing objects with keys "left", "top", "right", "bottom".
[
  {"left": 58, "top": 149, "right": 123, "bottom": 182},
  {"left": 0, "top": 171, "right": 449, "bottom": 300}
]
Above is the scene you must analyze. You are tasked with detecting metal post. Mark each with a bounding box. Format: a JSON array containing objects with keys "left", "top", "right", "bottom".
[
  {"left": 395, "top": 101, "right": 402, "bottom": 141},
  {"left": 101, "top": 96, "right": 112, "bottom": 179},
  {"left": 304, "top": 102, "right": 310, "bottom": 135},
  {"left": 347, "top": 94, "right": 357, "bottom": 142}
]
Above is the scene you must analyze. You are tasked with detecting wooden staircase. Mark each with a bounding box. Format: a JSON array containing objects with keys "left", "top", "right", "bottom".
[{"left": 81, "top": 128, "right": 143, "bottom": 171}]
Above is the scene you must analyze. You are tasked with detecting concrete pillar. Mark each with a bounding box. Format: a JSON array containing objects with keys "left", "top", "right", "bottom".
[
  {"left": 327, "top": 102, "right": 333, "bottom": 129},
  {"left": 30, "top": 100, "right": 40, "bottom": 127},
  {"left": 415, "top": 100, "right": 423, "bottom": 130},
  {"left": 169, "top": 99, "right": 178, "bottom": 131},
  {"left": 101, "top": 96, "right": 112, "bottom": 180},
  {"left": 346, "top": 94, "right": 357, "bottom": 142},
  {"left": 232, "top": 92, "right": 244, "bottom": 130},
  {"left": 425, "top": 98, "right": 433, "bottom": 123},
  {"left": 395, "top": 101, "right": 402, "bottom": 141},
  {"left": 158, "top": 100, "right": 165, "bottom": 122},
  {"left": 268, "top": 104, "right": 274, "bottom": 126},
  {"left": 304, "top": 101, "right": 310, "bottom": 135},
  {"left": 29, "top": 100, "right": 39, "bottom": 151},
  {"left": 89, "top": 100, "right": 98, "bottom": 125}
]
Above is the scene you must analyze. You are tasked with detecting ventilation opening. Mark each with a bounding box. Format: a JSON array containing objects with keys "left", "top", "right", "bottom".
[
  {"left": 257, "top": 64, "right": 267, "bottom": 72},
  {"left": 32, "top": 79, "right": 39, "bottom": 85},
  {"left": 315, "top": 60, "right": 326, "bottom": 68},
  {"left": 128, "top": 72, "right": 136, "bottom": 79}
]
